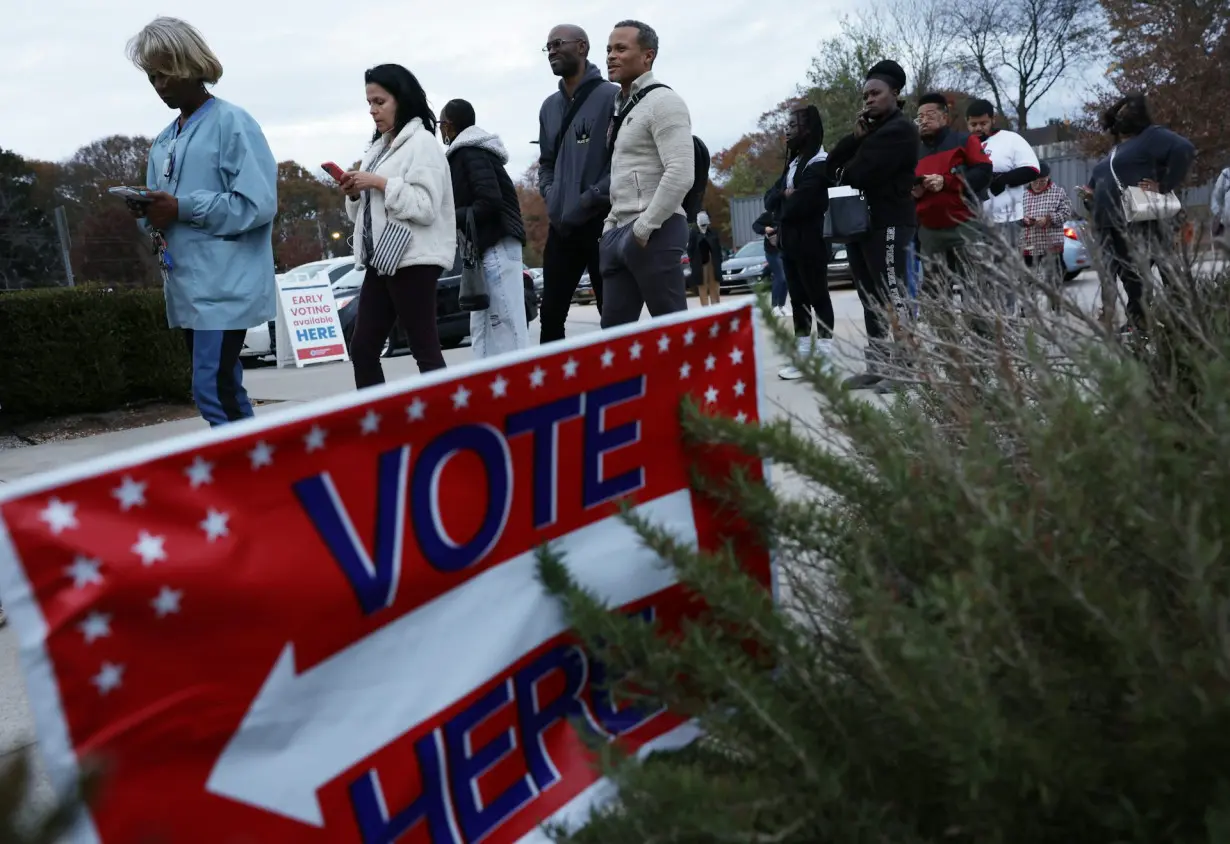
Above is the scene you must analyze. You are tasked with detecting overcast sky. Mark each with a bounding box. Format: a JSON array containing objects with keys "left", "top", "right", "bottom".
[{"left": 2, "top": 0, "right": 1090, "bottom": 182}]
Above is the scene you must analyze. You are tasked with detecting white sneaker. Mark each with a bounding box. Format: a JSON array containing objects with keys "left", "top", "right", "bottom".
[
  {"left": 772, "top": 305, "right": 787, "bottom": 320},
  {"left": 778, "top": 335, "right": 812, "bottom": 380}
]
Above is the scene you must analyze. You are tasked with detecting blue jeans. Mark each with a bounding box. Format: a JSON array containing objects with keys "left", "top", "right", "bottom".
[
  {"left": 184, "top": 329, "right": 254, "bottom": 426},
  {"left": 766, "top": 249, "right": 787, "bottom": 308}
]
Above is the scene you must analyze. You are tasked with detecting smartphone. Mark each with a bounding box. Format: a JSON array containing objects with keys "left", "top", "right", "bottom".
[
  {"left": 108, "top": 186, "right": 153, "bottom": 203},
  {"left": 321, "top": 162, "right": 346, "bottom": 181}
]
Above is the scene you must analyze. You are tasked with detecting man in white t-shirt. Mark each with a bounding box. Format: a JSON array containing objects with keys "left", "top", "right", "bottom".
[{"left": 966, "top": 99, "right": 1040, "bottom": 246}]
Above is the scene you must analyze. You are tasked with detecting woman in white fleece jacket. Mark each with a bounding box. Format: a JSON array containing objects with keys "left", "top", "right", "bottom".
[{"left": 340, "top": 64, "right": 457, "bottom": 389}]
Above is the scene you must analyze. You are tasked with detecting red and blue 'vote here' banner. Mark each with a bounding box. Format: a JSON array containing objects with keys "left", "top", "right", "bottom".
[{"left": 0, "top": 301, "right": 772, "bottom": 843}]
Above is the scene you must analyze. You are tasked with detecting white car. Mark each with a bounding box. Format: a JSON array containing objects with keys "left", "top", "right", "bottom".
[{"left": 240, "top": 259, "right": 358, "bottom": 362}]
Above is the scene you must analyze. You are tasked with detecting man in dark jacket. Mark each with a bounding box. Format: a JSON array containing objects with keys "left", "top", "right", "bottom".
[
  {"left": 686, "top": 211, "right": 724, "bottom": 306},
  {"left": 825, "top": 59, "right": 919, "bottom": 391},
  {"left": 752, "top": 207, "right": 788, "bottom": 316},
  {"left": 913, "top": 92, "right": 992, "bottom": 299},
  {"left": 537, "top": 24, "right": 620, "bottom": 342},
  {"left": 765, "top": 104, "right": 832, "bottom": 381}
]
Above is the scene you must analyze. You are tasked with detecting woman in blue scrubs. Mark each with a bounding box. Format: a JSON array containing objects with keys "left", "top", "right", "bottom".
[{"left": 124, "top": 17, "right": 278, "bottom": 427}]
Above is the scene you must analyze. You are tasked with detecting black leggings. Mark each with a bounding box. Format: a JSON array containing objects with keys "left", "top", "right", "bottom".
[
  {"left": 782, "top": 247, "right": 833, "bottom": 339},
  {"left": 847, "top": 226, "right": 914, "bottom": 343},
  {"left": 351, "top": 264, "right": 446, "bottom": 389}
]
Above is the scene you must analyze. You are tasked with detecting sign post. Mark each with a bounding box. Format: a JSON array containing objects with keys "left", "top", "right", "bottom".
[
  {"left": 0, "top": 302, "right": 771, "bottom": 844},
  {"left": 276, "top": 271, "right": 349, "bottom": 368}
]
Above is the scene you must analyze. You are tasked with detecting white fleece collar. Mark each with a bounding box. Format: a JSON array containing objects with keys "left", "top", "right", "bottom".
[{"left": 446, "top": 125, "right": 509, "bottom": 164}]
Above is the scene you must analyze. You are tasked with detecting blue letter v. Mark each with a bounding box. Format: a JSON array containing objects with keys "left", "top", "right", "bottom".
[{"left": 293, "top": 445, "right": 409, "bottom": 617}]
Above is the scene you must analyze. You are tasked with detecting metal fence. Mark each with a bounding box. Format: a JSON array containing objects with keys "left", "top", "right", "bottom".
[{"left": 730, "top": 196, "right": 763, "bottom": 248}]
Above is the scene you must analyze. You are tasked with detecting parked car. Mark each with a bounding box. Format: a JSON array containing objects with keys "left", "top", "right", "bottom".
[
  {"left": 573, "top": 273, "right": 596, "bottom": 305},
  {"left": 717, "top": 240, "right": 853, "bottom": 293},
  {"left": 240, "top": 274, "right": 281, "bottom": 363},
  {"left": 719, "top": 240, "right": 770, "bottom": 292},
  {"left": 1062, "top": 219, "right": 1091, "bottom": 281},
  {"left": 335, "top": 249, "right": 539, "bottom": 356}
]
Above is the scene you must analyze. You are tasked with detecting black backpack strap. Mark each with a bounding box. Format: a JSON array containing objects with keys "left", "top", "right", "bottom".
[
  {"left": 550, "top": 78, "right": 604, "bottom": 162},
  {"left": 607, "top": 83, "right": 669, "bottom": 156}
]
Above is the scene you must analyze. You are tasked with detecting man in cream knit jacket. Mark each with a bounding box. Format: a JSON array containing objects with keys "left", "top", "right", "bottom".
[{"left": 598, "top": 20, "right": 695, "bottom": 328}]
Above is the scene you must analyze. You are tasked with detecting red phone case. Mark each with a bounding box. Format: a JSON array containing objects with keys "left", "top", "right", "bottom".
[{"left": 321, "top": 162, "right": 345, "bottom": 181}]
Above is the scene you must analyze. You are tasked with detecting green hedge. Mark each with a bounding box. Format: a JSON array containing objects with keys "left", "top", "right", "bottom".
[{"left": 0, "top": 286, "right": 190, "bottom": 419}]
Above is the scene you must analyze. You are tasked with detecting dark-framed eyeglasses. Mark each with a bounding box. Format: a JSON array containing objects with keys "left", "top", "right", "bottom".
[{"left": 543, "top": 38, "right": 582, "bottom": 53}]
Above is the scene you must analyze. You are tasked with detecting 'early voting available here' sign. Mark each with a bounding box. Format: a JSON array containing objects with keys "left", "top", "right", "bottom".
[
  {"left": 276, "top": 271, "right": 349, "bottom": 368},
  {"left": 0, "top": 301, "right": 773, "bottom": 844}
]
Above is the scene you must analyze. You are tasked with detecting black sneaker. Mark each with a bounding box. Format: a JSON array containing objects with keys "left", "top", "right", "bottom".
[{"left": 842, "top": 371, "right": 885, "bottom": 391}]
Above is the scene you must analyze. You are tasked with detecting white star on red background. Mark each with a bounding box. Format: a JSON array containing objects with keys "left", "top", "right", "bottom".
[
  {"left": 40, "top": 497, "right": 78, "bottom": 535},
  {"left": 529, "top": 366, "right": 546, "bottom": 388},
  {"left": 152, "top": 587, "right": 183, "bottom": 618},
  {"left": 200, "top": 509, "right": 230, "bottom": 542},
  {"left": 185, "top": 456, "right": 213, "bottom": 488},
  {"left": 490, "top": 376, "right": 509, "bottom": 398},
  {"left": 601, "top": 348, "right": 615, "bottom": 368},
  {"left": 304, "top": 426, "right": 328, "bottom": 453},
  {"left": 65, "top": 555, "right": 102, "bottom": 589},
  {"left": 249, "top": 441, "right": 275, "bottom": 469},
  {"left": 132, "top": 531, "right": 166, "bottom": 567},
  {"left": 92, "top": 662, "right": 124, "bottom": 695},
  {"left": 359, "top": 410, "right": 382, "bottom": 435},
  {"left": 78, "top": 612, "right": 111, "bottom": 644},
  {"left": 452, "top": 385, "right": 472, "bottom": 409},
  {"left": 111, "top": 476, "right": 147, "bottom": 512},
  {"left": 406, "top": 397, "right": 427, "bottom": 421}
]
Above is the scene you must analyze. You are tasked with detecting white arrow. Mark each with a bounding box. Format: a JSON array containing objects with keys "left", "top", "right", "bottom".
[{"left": 205, "top": 489, "right": 698, "bottom": 826}]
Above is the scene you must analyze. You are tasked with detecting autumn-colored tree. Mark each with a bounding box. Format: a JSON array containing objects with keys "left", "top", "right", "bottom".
[
  {"left": 0, "top": 148, "right": 61, "bottom": 289},
  {"left": 711, "top": 98, "right": 799, "bottom": 204},
  {"left": 274, "top": 161, "right": 350, "bottom": 270},
  {"left": 36, "top": 135, "right": 163, "bottom": 287},
  {"left": 516, "top": 162, "right": 549, "bottom": 267},
  {"left": 1085, "top": 0, "right": 1228, "bottom": 182}
]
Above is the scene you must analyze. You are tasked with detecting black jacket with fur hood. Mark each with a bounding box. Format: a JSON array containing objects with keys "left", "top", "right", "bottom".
[{"left": 445, "top": 126, "right": 526, "bottom": 254}]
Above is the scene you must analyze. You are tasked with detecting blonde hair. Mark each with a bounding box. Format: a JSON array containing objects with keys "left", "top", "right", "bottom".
[{"left": 125, "top": 17, "right": 223, "bottom": 84}]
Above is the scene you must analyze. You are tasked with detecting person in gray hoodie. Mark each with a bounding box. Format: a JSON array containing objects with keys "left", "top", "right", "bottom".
[{"left": 537, "top": 24, "right": 620, "bottom": 342}]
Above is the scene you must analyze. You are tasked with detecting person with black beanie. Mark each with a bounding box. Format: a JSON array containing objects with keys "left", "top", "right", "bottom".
[
  {"left": 764, "top": 104, "right": 833, "bottom": 381},
  {"left": 825, "top": 59, "right": 919, "bottom": 390}
]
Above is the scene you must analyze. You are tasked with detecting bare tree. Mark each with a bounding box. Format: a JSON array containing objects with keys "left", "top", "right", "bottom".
[
  {"left": 947, "top": 0, "right": 1107, "bottom": 128},
  {"left": 850, "top": 0, "right": 960, "bottom": 97}
]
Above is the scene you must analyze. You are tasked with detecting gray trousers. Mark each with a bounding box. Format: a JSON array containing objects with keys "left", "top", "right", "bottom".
[{"left": 598, "top": 214, "right": 689, "bottom": 328}]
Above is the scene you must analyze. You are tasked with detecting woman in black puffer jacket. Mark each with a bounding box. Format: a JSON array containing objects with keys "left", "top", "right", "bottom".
[{"left": 441, "top": 98, "right": 529, "bottom": 358}]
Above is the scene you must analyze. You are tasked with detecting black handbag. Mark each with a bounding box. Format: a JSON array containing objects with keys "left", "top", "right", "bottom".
[
  {"left": 825, "top": 168, "right": 871, "bottom": 242},
  {"left": 458, "top": 207, "right": 490, "bottom": 312}
]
